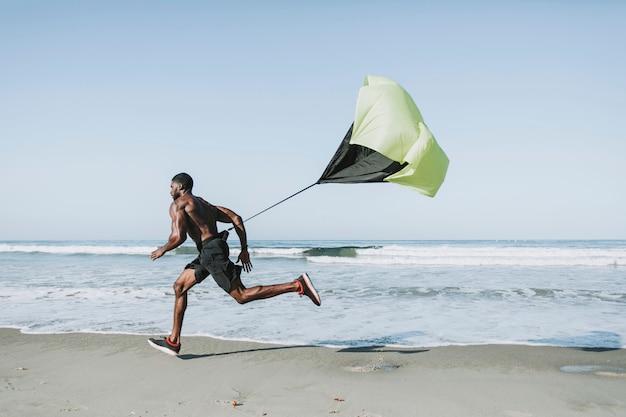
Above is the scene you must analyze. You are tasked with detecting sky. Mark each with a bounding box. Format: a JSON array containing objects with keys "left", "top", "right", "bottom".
[{"left": 1, "top": 1, "right": 625, "bottom": 241}]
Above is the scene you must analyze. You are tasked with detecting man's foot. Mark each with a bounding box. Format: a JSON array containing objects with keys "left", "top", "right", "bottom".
[
  {"left": 295, "top": 273, "right": 321, "bottom": 306},
  {"left": 147, "top": 337, "right": 181, "bottom": 356}
]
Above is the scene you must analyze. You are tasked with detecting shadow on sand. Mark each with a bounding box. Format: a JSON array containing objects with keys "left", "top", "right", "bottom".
[
  {"left": 178, "top": 344, "right": 429, "bottom": 360},
  {"left": 177, "top": 345, "right": 313, "bottom": 360}
]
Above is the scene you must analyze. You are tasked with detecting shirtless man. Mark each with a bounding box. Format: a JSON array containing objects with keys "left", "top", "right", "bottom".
[{"left": 148, "top": 173, "right": 320, "bottom": 356}]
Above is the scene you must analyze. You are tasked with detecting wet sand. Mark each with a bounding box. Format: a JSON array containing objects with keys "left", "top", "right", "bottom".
[{"left": 1, "top": 329, "right": 625, "bottom": 416}]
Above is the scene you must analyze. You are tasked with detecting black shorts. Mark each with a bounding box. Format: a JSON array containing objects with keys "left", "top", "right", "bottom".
[{"left": 185, "top": 237, "right": 240, "bottom": 292}]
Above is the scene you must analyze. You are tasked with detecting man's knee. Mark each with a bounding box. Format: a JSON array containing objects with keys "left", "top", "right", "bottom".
[
  {"left": 173, "top": 281, "right": 185, "bottom": 296},
  {"left": 230, "top": 289, "right": 250, "bottom": 304},
  {"left": 173, "top": 270, "right": 196, "bottom": 295}
]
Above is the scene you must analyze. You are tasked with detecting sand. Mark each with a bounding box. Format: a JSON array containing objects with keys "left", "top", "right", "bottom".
[{"left": 1, "top": 328, "right": 625, "bottom": 417}]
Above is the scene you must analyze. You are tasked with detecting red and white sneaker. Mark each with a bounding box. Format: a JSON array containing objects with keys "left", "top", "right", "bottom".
[
  {"left": 295, "top": 273, "right": 321, "bottom": 306},
  {"left": 148, "top": 337, "right": 180, "bottom": 356}
]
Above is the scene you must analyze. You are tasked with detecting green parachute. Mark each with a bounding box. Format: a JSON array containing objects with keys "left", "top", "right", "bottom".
[
  {"left": 318, "top": 75, "right": 449, "bottom": 197},
  {"left": 243, "top": 75, "right": 449, "bottom": 224}
]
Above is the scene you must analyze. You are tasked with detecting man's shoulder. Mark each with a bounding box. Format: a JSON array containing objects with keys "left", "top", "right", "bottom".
[
  {"left": 171, "top": 194, "right": 194, "bottom": 209},
  {"left": 180, "top": 193, "right": 197, "bottom": 202}
]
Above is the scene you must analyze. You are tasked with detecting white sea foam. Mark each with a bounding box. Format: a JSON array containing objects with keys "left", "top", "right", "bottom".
[
  {"left": 304, "top": 244, "right": 626, "bottom": 267},
  {"left": 0, "top": 243, "right": 154, "bottom": 256}
]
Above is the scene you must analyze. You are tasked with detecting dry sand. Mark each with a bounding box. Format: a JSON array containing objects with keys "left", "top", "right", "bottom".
[{"left": 1, "top": 328, "right": 625, "bottom": 417}]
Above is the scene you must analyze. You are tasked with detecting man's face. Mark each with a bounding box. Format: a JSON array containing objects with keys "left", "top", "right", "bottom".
[{"left": 170, "top": 181, "right": 183, "bottom": 200}]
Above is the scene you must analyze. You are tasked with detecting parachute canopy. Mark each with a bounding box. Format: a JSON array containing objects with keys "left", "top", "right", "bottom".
[
  {"left": 234, "top": 76, "right": 449, "bottom": 227},
  {"left": 317, "top": 75, "right": 449, "bottom": 197}
]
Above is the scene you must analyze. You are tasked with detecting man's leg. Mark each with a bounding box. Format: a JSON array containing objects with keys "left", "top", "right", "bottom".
[
  {"left": 169, "top": 269, "right": 198, "bottom": 344},
  {"left": 229, "top": 275, "right": 299, "bottom": 304},
  {"left": 148, "top": 269, "right": 198, "bottom": 355},
  {"left": 228, "top": 269, "right": 321, "bottom": 306}
]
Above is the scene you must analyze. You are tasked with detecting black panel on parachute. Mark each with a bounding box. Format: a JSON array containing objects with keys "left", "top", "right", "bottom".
[{"left": 317, "top": 124, "right": 407, "bottom": 185}]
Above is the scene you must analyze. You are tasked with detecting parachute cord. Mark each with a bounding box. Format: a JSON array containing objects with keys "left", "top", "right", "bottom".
[{"left": 227, "top": 183, "right": 317, "bottom": 231}]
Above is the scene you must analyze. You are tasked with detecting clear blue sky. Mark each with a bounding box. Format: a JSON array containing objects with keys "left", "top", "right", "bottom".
[{"left": 2, "top": 1, "right": 625, "bottom": 241}]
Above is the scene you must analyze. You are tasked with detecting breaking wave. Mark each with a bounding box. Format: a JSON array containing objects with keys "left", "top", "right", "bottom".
[{"left": 2, "top": 241, "right": 625, "bottom": 267}]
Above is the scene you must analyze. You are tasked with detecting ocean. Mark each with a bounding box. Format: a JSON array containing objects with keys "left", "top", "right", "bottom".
[{"left": 1, "top": 240, "right": 624, "bottom": 348}]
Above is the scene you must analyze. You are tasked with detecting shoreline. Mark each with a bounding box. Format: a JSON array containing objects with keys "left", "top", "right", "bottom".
[
  {"left": 8, "top": 327, "right": 626, "bottom": 351},
  {"left": 2, "top": 328, "right": 625, "bottom": 416}
]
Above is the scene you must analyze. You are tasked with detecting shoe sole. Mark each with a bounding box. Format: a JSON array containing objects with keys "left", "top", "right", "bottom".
[
  {"left": 301, "top": 273, "right": 321, "bottom": 306},
  {"left": 147, "top": 338, "right": 179, "bottom": 356}
]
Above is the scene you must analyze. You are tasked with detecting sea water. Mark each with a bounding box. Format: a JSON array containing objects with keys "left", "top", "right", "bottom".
[{"left": 0, "top": 240, "right": 624, "bottom": 348}]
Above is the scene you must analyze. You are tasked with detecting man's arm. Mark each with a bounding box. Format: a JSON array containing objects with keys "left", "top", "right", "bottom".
[
  {"left": 215, "top": 206, "right": 252, "bottom": 272},
  {"left": 150, "top": 202, "right": 188, "bottom": 260}
]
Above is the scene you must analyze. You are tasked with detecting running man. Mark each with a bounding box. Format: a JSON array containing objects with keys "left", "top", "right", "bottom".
[{"left": 148, "top": 173, "right": 320, "bottom": 355}]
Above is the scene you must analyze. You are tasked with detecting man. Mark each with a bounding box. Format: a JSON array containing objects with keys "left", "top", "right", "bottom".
[{"left": 148, "top": 173, "right": 320, "bottom": 356}]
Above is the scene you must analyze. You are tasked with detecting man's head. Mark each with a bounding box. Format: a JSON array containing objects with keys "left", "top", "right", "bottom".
[{"left": 171, "top": 173, "right": 193, "bottom": 200}]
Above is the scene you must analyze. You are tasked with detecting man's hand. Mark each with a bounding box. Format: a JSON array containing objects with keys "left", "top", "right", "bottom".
[
  {"left": 151, "top": 247, "right": 165, "bottom": 260},
  {"left": 237, "top": 248, "right": 253, "bottom": 272}
]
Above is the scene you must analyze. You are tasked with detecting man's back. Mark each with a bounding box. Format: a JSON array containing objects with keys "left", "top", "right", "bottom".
[{"left": 174, "top": 194, "right": 218, "bottom": 243}]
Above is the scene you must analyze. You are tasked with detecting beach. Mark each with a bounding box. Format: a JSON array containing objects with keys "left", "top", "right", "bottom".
[
  {"left": 2, "top": 329, "right": 625, "bottom": 417},
  {"left": 2, "top": 241, "right": 625, "bottom": 415}
]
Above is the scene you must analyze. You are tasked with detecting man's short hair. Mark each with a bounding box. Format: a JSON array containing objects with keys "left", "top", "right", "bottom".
[{"left": 172, "top": 173, "right": 193, "bottom": 191}]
